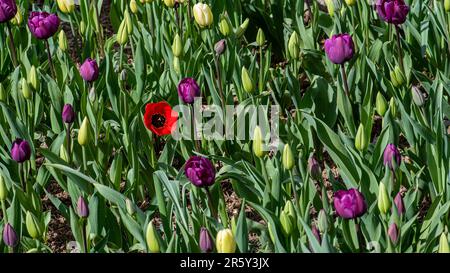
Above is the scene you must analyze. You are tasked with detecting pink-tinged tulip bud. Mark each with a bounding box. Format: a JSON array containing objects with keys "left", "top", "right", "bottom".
[
  {"left": 311, "top": 224, "right": 321, "bottom": 244},
  {"left": 308, "top": 157, "right": 322, "bottom": 181},
  {"left": 27, "top": 11, "right": 60, "bottom": 39},
  {"left": 214, "top": 39, "right": 227, "bottom": 56},
  {"left": 2, "top": 223, "right": 18, "bottom": 247},
  {"left": 77, "top": 196, "right": 89, "bottom": 218},
  {"left": 333, "top": 188, "right": 367, "bottom": 219},
  {"left": 178, "top": 78, "right": 200, "bottom": 104},
  {"left": 199, "top": 227, "right": 214, "bottom": 253},
  {"left": 383, "top": 143, "right": 401, "bottom": 170},
  {"left": 324, "top": 33, "right": 354, "bottom": 65},
  {"left": 79, "top": 58, "right": 99, "bottom": 82},
  {"left": 62, "top": 104, "right": 75, "bottom": 124},
  {"left": 11, "top": 138, "right": 31, "bottom": 163},
  {"left": 393, "top": 192, "right": 405, "bottom": 216},
  {"left": 388, "top": 223, "right": 399, "bottom": 245},
  {"left": 376, "top": 0, "right": 410, "bottom": 25},
  {"left": 0, "top": 0, "right": 17, "bottom": 23}
]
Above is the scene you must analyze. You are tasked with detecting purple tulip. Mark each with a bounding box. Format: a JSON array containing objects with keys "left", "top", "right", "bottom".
[
  {"left": 376, "top": 0, "right": 409, "bottom": 25},
  {"left": 79, "top": 58, "right": 99, "bottom": 82},
  {"left": 2, "top": 223, "right": 18, "bottom": 247},
  {"left": 28, "top": 11, "right": 60, "bottom": 40},
  {"left": 393, "top": 192, "right": 405, "bottom": 216},
  {"left": 62, "top": 104, "right": 75, "bottom": 124},
  {"left": 308, "top": 157, "right": 322, "bottom": 181},
  {"left": 11, "top": 138, "right": 31, "bottom": 163},
  {"left": 0, "top": 0, "right": 17, "bottom": 23},
  {"left": 388, "top": 223, "right": 399, "bottom": 245},
  {"left": 77, "top": 196, "right": 89, "bottom": 218},
  {"left": 199, "top": 227, "right": 214, "bottom": 253},
  {"left": 333, "top": 188, "right": 367, "bottom": 219},
  {"left": 324, "top": 33, "right": 354, "bottom": 65},
  {"left": 178, "top": 78, "right": 201, "bottom": 104},
  {"left": 383, "top": 143, "right": 401, "bottom": 170},
  {"left": 185, "top": 156, "right": 216, "bottom": 187}
]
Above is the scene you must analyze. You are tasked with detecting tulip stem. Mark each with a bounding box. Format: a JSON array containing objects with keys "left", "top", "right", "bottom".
[
  {"left": 340, "top": 64, "right": 350, "bottom": 97},
  {"left": 6, "top": 23, "right": 18, "bottom": 67},
  {"left": 205, "top": 187, "right": 218, "bottom": 219},
  {"left": 66, "top": 124, "right": 71, "bottom": 165},
  {"left": 1, "top": 200, "right": 8, "bottom": 223},
  {"left": 190, "top": 105, "right": 200, "bottom": 152},
  {"left": 18, "top": 164, "right": 25, "bottom": 191},
  {"left": 259, "top": 46, "right": 264, "bottom": 93},
  {"left": 394, "top": 25, "right": 404, "bottom": 74},
  {"left": 354, "top": 219, "right": 365, "bottom": 252},
  {"left": 213, "top": 54, "right": 226, "bottom": 111},
  {"left": 82, "top": 219, "right": 88, "bottom": 253},
  {"left": 289, "top": 170, "right": 298, "bottom": 205},
  {"left": 82, "top": 146, "right": 87, "bottom": 173},
  {"left": 45, "top": 40, "right": 56, "bottom": 79}
]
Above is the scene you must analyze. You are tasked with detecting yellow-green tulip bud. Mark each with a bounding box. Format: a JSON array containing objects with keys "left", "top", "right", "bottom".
[
  {"left": 355, "top": 123, "right": 368, "bottom": 152},
  {"left": 60, "top": 144, "right": 69, "bottom": 163},
  {"left": 241, "top": 66, "right": 254, "bottom": 94},
  {"left": 10, "top": 7, "right": 23, "bottom": 25},
  {"left": 124, "top": 9, "right": 133, "bottom": 34},
  {"left": 317, "top": 209, "right": 328, "bottom": 233},
  {"left": 376, "top": 92, "right": 388, "bottom": 117},
  {"left": 284, "top": 200, "right": 296, "bottom": 222},
  {"left": 280, "top": 210, "right": 294, "bottom": 236},
  {"left": 80, "top": 21, "right": 86, "bottom": 36},
  {"left": 172, "top": 33, "right": 182, "bottom": 57},
  {"left": 59, "top": 30, "right": 68, "bottom": 52},
  {"left": 256, "top": 28, "right": 265, "bottom": 47},
  {"left": 282, "top": 144, "right": 294, "bottom": 170},
  {"left": 439, "top": 232, "right": 450, "bottom": 253},
  {"left": 390, "top": 70, "right": 399, "bottom": 87},
  {"left": 235, "top": 18, "right": 249, "bottom": 38},
  {"left": 78, "top": 117, "right": 91, "bottom": 146},
  {"left": 193, "top": 3, "right": 213, "bottom": 28},
  {"left": 130, "top": 0, "right": 139, "bottom": 14},
  {"left": 126, "top": 199, "right": 136, "bottom": 216},
  {"left": 0, "top": 83, "right": 6, "bottom": 101},
  {"left": 173, "top": 57, "right": 181, "bottom": 74},
  {"left": 146, "top": 220, "right": 160, "bottom": 253},
  {"left": 216, "top": 229, "right": 236, "bottom": 253},
  {"left": 389, "top": 97, "right": 397, "bottom": 118},
  {"left": 325, "top": 0, "right": 335, "bottom": 17},
  {"left": 219, "top": 15, "right": 232, "bottom": 37},
  {"left": 0, "top": 175, "right": 7, "bottom": 201},
  {"left": 57, "top": 0, "right": 75, "bottom": 14},
  {"left": 28, "top": 65, "right": 39, "bottom": 91},
  {"left": 252, "top": 126, "right": 265, "bottom": 158},
  {"left": 288, "top": 31, "right": 300, "bottom": 59},
  {"left": 394, "top": 66, "right": 405, "bottom": 86},
  {"left": 377, "top": 182, "right": 391, "bottom": 214},
  {"left": 446, "top": 0, "right": 450, "bottom": 12},
  {"left": 26, "top": 211, "right": 43, "bottom": 239},
  {"left": 117, "top": 19, "right": 129, "bottom": 45},
  {"left": 21, "top": 78, "right": 32, "bottom": 100},
  {"left": 345, "top": 0, "right": 356, "bottom": 6},
  {"left": 163, "top": 0, "right": 175, "bottom": 7}
]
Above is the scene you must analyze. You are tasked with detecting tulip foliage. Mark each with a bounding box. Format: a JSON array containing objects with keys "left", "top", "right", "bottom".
[{"left": 0, "top": 0, "right": 449, "bottom": 254}]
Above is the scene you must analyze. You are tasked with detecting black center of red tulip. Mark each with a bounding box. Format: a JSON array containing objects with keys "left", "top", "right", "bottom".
[{"left": 151, "top": 114, "right": 166, "bottom": 128}]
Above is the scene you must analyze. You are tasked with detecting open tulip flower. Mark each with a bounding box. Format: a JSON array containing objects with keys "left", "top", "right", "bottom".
[{"left": 0, "top": 0, "right": 448, "bottom": 257}]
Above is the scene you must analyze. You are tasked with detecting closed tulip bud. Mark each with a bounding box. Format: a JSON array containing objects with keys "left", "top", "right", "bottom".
[
  {"left": 78, "top": 117, "right": 91, "bottom": 146},
  {"left": 284, "top": 200, "right": 296, "bottom": 222},
  {"left": 173, "top": 57, "right": 181, "bottom": 74},
  {"left": 0, "top": 175, "right": 7, "bottom": 201},
  {"left": 412, "top": 86, "right": 426, "bottom": 107},
  {"left": 219, "top": 16, "right": 232, "bottom": 37},
  {"left": 325, "top": 0, "right": 335, "bottom": 17},
  {"left": 28, "top": 65, "right": 39, "bottom": 91},
  {"left": 252, "top": 126, "right": 265, "bottom": 158},
  {"left": 124, "top": 9, "right": 133, "bottom": 34},
  {"left": 26, "top": 211, "right": 43, "bottom": 239},
  {"left": 235, "top": 18, "right": 249, "bottom": 38},
  {"left": 308, "top": 157, "right": 322, "bottom": 181},
  {"left": 125, "top": 199, "right": 136, "bottom": 216},
  {"left": 193, "top": 3, "right": 213, "bottom": 28},
  {"left": 394, "top": 192, "right": 405, "bottom": 216},
  {"left": 376, "top": 92, "right": 388, "bottom": 116},
  {"left": 172, "top": 33, "right": 182, "bottom": 57},
  {"left": 79, "top": 21, "right": 86, "bottom": 35},
  {"left": 59, "top": 30, "right": 68, "bottom": 52},
  {"left": 394, "top": 66, "right": 405, "bottom": 85},
  {"left": 390, "top": 70, "right": 399, "bottom": 87},
  {"left": 282, "top": 144, "right": 294, "bottom": 170},
  {"left": 199, "top": 227, "right": 214, "bottom": 253},
  {"left": 355, "top": 123, "right": 368, "bottom": 152},
  {"left": 0, "top": 83, "right": 6, "bottom": 101},
  {"left": 3, "top": 223, "right": 18, "bottom": 247},
  {"left": 345, "top": 0, "right": 356, "bottom": 6},
  {"left": 241, "top": 66, "right": 254, "bottom": 94},
  {"left": 57, "top": 0, "right": 75, "bottom": 13},
  {"left": 312, "top": 225, "right": 322, "bottom": 244},
  {"left": 388, "top": 223, "right": 399, "bottom": 245},
  {"left": 280, "top": 211, "right": 294, "bottom": 236},
  {"left": 256, "top": 28, "right": 265, "bottom": 47},
  {"left": 216, "top": 229, "right": 236, "bottom": 253},
  {"left": 214, "top": 39, "right": 227, "bottom": 56},
  {"left": 21, "top": 78, "right": 32, "bottom": 100},
  {"left": 130, "top": 0, "right": 139, "bottom": 14},
  {"left": 163, "top": 0, "right": 175, "bottom": 8},
  {"left": 11, "top": 8, "right": 22, "bottom": 25},
  {"left": 146, "top": 220, "right": 160, "bottom": 253},
  {"left": 60, "top": 144, "right": 69, "bottom": 162},
  {"left": 389, "top": 98, "right": 397, "bottom": 118},
  {"left": 439, "top": 232, "right": 450, "bottom": 253},
  {"left": 77, "top": 196, "right": 89, "bottom": 218},
  {"left": 117, "top": 19, "right": 129, "bottom": 45},
  {"left": 288, "top": 31, "right": 300, "bottom": 59},
  {"left": 378, "top": 182, "right": 391, "bottom": 214},
  {"left": 317, "top": 209, "right": 328, "bottom": 233},
  {"left": 446, "top": 0, "right": 450, "bottom": 12}
]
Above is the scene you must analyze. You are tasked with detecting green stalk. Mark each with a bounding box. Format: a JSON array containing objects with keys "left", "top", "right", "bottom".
[
  {"left": 289, "top": 170, "right": 298, "bottom": 205},
  {"left": 205, "top": 187, "right": 218, "bottom": 219},
  {"left": 394, "top": 25, "right": 405, "bottom": 74},
  {"left": 82, "top": 146, "right": 87, "bottom": 173},
  {"left": 340, "top": 64, "right": 350, "bottom": 98},
  {"left": 1, "top": 200, "right": 8, "bottom": 223},
  {"left": 82, "top": 219, "right": 88, "bottom": 253},
  {"left": 6, "top": 23, "right": 18, "bottom": 67},
  {"left": 45, "top": 40, "right": 56, "bottom": 79},
  {"left": 259, "top": 46, "right": 264, "bottom": 93},
  {"left": 66, "top": 124, "right": 72, "bottom": 165}
]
